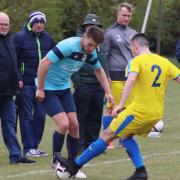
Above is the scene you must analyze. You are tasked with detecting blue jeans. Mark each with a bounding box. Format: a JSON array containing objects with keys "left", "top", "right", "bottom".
[
  {"left": 17, "top": 86, "right": 46, "bottom": 153},
  {"left": 0, "top": 96, "right": 23, "bottom": 162},
  {"left": 73, "top": 83, "right": 104, "bottom": 152}
]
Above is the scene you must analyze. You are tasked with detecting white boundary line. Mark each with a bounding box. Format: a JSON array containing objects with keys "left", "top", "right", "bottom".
[{"left": 0, "top": 150, "right": 180, "bottom": 179}]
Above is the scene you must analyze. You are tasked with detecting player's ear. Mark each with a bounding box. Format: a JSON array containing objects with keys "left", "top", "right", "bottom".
[
  {"left": 134, "top": 43, "right": 139, "bottom": 51},
  {"left": 82, "top": 34, "right": 86, "bottom": 38}
]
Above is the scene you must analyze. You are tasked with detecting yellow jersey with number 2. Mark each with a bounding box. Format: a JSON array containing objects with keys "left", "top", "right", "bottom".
[
  {"left": 128, "top": 53, "right": 180, "bottom": 120},
  {"left": 110, "top": 54, "right": 179, "bottom": 138}
]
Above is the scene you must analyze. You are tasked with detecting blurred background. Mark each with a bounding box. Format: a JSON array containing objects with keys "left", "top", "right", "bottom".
[{"left": 1, "top": 0, "right": 180, "bottom": 57}]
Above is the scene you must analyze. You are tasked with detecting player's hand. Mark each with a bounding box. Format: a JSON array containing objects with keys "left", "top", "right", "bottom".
[
  {"left": 36, "top": 89, "right": 45, "bottom": 102},
  {"left": 111, "top": 105, "right": 123, "bottom": 117},
  {"left": 105, "top": 93, "right": 114, "bottom": 108}
]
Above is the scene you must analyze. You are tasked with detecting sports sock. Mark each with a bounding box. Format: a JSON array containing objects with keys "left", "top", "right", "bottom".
[
  {"left": 53, "top": 131, "right": 65, "bottom": 158},
  {"left": 75, "top": 138, "right": 108, "bottom": 166},
  {"left": 123, "top": 137, "right": 144, "bottom": 169},
  {"left": 66, "top": 134, "right": 78, "bottom": 160},
  {"left": 102, "top": 115, "right": 113, "bottom": 129}
]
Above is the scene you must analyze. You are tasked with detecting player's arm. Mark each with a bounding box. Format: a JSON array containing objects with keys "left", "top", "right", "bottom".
[
  {"left": 94, "top": 68, "right": 114, "bottom": 106},
  {"left": 120, "top": 72, "right": 137, "bottom": 105},
  {"left": 36, "top": 56, "right": 52, "bottom": 101},
  {"left": 174, "top": 75, "right": 180, "bottom": 83},
  {"left": 168, "top": 61, "right": 180, "bottom": 83},
  {"left": 112, "top": 72, "right": 137, "bottom": 116}
]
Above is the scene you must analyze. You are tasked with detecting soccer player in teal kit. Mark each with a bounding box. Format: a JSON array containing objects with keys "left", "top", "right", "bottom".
[{"left": 35, "top": 26, "right": 114, "bottom": 178}]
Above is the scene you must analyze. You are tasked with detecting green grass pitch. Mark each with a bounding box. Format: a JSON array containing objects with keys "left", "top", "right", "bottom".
[{"left": 0, "top": 61, "right": 179, "bottom": 180}]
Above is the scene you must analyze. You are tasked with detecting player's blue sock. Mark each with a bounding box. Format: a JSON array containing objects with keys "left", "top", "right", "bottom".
[
  {"left": 123, "top": 137, "right": 144, "bottom": 168},
  {"left": 75, "top": 138, "right": 108, "bottom": 166},
  {"left": 66, "top": 134, "right": 78, "bottom": 160},
  {"left": 102, "top": 115, "right": 113, "bottom": 129},
  {"left": 53, "top": 131, "right": 65, "bottom": 157}
]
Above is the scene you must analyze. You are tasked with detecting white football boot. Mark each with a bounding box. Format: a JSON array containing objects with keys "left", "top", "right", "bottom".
[{"left": 72, "top": 170, "right": 86, "bottom": 179}]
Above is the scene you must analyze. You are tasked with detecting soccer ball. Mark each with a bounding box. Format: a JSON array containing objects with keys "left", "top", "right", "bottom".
[
  {"left": 148, "top": 120, "right": 164, "bottom": 138},
  {"left": 55, "top": 162, "right": 70, "bottom": 179},
  {"left": 151, "top": 120, "right": 164, "bottom": 132}
]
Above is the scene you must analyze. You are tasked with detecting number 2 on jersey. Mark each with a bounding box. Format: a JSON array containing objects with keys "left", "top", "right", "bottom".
[{"left": 151, "top": 65, "right": 161, "bottom": 87}]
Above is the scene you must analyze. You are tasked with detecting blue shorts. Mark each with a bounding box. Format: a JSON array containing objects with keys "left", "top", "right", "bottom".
[{"left": 43, "top": 89, "right": 76, "bottom": 117}]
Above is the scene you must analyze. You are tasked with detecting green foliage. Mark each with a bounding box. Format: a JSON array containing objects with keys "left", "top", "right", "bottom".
[
  {"left": 160, "top": 0, "right": 180, "bottom": 54},
  {"left": 0, "top": 0, "right": 180, "bottom": 55}
]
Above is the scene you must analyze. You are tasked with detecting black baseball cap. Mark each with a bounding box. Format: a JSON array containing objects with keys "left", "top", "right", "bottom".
[{"left": 81, "top": 14, "right": 102, "bottom": 27}]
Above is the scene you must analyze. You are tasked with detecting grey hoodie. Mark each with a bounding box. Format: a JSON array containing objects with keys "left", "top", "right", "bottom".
[{"left": 105, "top": 23, "right": 137, "bottom": 80}]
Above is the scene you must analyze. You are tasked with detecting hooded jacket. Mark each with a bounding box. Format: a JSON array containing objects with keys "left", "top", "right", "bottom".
[
  {"left": 0, "top": 34, "right": 19, "bottom": 95},
  {"left": 13, "top": 23, "right": 55, "bottom": 86},
  {"left": 105, "top": 22, "right": 137, "bottom": 80}
]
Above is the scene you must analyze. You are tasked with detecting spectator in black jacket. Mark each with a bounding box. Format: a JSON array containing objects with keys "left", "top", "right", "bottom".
[
  {"left": 13, "top": 11, "right": 55, "bottom": 157},
  {"left": 0, "top": 12, "right": 35, "bottom": 164},
  {"left": 72, "top": 14, "right": 109, "bottom": 154},
  {"left": 175, "top": 39, "right": 180, "bottom": 63}
]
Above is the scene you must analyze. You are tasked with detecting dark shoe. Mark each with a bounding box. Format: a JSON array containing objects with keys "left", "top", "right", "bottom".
[
  {"left": 10, "top": 157, "right": 36, "bottom": 164},
  {"left": 126, "top": 171, "right": 148, "bottom": 180},
  {"left": 54, "top": 152, "right": 81, "bottom": 177}
]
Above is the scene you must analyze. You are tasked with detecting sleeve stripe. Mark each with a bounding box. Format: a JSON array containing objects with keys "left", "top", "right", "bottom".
[{"left": 52, "top": 46, "right": 64, "bottom": 59}]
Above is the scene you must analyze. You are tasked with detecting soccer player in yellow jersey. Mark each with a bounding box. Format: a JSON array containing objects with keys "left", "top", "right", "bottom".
[{"left": 56, "top": 33, "right": 180, "bottom": 180}]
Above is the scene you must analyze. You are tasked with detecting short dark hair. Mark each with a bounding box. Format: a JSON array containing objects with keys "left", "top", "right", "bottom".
[
  {"left": 131, "top": 33, "right": 149, "bottom": 47},
  {"left": 85, "top": 26, "right": 104, "bottom": 44}
]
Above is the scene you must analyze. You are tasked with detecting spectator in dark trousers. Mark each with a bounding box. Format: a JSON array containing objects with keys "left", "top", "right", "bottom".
[
  {"left": 72, "top": 14, "right": 109, "bottom": 154},
  {"left": 0, "top": 12, "right": 35, "bottom": 164},
  {"left": 175, "top": 39, "right": 180, "bottom": 63},
  {"left": 13, "top": 11, "right": 55, "bottom": 157}
]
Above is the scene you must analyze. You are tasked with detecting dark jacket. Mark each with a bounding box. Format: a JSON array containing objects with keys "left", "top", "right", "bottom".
[
  {"left": 175, "top": 40, "right": 180, "bottom": 63},
  {"left": 72, "top": 27, "right": 109, "bottom": 86},
  {"left": 0, "top": 34, "right": 19, "bottom": 95},
  {"left": 13, "top": 23, "right": 55, "bottom": 86}
]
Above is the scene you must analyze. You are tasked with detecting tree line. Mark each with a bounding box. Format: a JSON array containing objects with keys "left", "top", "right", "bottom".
[{"left": 1, "top": 0, "right": 180, "bottom": 56}]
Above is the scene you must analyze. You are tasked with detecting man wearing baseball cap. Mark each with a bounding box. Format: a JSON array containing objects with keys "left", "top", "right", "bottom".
[
  {"left": 13, "top": 11, "right": 55, "bottom": 158},
  {"left": 72, "top": 14, "right": 109, "bottom": 155},
  {"left": 81, "top": 14, "right": 102, "bottom": 27}
]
